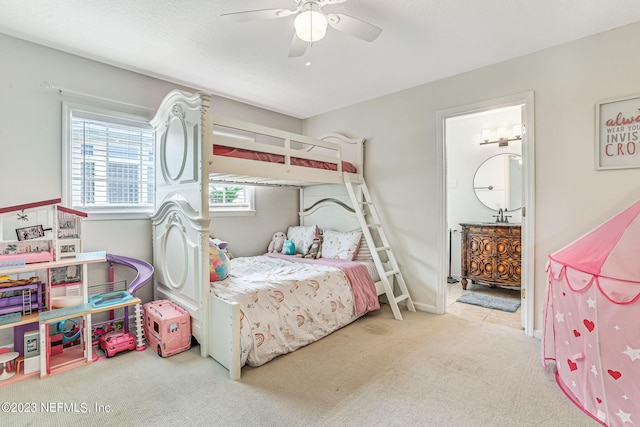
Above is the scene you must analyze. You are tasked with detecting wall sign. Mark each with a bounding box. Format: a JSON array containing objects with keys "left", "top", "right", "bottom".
[{"left": 596, "top": 95, "right": 640, "bottom": 170}]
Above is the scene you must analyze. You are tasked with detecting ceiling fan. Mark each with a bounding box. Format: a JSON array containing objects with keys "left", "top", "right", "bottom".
[{"left": 221, "top": 0, "right": 382, "bottom": 57}]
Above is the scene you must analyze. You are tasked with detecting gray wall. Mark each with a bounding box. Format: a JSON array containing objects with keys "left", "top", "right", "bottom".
[
  {"left": 304, "top": 21, "right": 640, "bottom": 334},
  {"left": 0, "top": 34, "right": 300, "bottom": 311},
  {"left": 4, "top": 20, "right": 640, "bottom": 337}
]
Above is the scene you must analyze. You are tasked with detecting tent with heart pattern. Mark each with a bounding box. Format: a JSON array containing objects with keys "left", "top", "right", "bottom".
[{"left": 543, "top": 199, "right": 640, "bottom": 427}]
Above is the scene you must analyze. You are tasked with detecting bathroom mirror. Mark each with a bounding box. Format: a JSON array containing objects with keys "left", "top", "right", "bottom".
[{"left": 473, "top": 153, "right": 522, "bottom": 211}]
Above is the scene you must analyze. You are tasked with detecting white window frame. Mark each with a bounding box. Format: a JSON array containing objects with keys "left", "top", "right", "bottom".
[
  {"left": 208, "top": 128, "right": 256, "bottom": 217},
  {"left": 62, "top": 102, "right": 155, "bottom": 220},
  {"left": 208, "top": 183, "right": 256, "bottom": 217}
]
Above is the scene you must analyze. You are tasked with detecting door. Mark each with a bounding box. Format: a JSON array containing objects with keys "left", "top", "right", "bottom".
[{"left": 436, "top": 92, "right": 535, "bottom": 336}]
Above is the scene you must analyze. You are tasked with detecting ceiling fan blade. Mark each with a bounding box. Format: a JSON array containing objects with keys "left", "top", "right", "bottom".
[
  {"left": 326, "top": 13, "right": 382, "bottom": 42},
  {"left": 288, "top": 33, "right": 308, "bottom": 57},
  {"left": 221, "top": 8, "right": 298, "bottom": 23}
]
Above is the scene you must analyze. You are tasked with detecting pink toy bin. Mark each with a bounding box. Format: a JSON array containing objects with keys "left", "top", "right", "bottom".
[{"left": 142, "top": 300, "right": 190, "bottom": 357}]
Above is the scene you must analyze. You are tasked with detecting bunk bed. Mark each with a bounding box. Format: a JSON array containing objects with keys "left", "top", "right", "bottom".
[{"left": 150, "top": 90, "right": 412, "bottom": 379}]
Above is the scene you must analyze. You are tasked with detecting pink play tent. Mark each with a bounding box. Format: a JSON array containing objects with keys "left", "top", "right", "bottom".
[{"left": 543, "top": 200, "right": 640, "bottom": 426}]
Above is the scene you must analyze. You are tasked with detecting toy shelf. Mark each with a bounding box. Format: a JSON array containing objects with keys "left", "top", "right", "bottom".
[
  {"left": 0, "top": 313, "right": 38, "bottom": 331},
  {"left": 1, "top": 257, "right": 105, "bottom": 276},
  {"left": 91, "top": 297, "right": 141, "bottom": 315}
]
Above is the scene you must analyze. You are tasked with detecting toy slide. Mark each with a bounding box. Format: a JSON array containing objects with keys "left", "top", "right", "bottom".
[{"left": 105, "top": 254, "right": 154, "bottom": 296}]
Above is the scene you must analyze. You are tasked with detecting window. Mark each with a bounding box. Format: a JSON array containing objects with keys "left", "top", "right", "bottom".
[
  {"left": 208, "top": 127, "right": 255, "bottom": 215},
  {"left": 208, "top": 183, "right": 255, "bottom": 216},
  {"left": 63, "top": 103, "right": 154, "bottom": 217},
  {"left": 209, "top": 184, "right": 252, "bottom": 209}
]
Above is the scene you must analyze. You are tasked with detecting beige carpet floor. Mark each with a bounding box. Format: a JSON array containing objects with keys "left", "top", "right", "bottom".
[{"left": 2, "top": 308, "right": 597, "bottom": 427}]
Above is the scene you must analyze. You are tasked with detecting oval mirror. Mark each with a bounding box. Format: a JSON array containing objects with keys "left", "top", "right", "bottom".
[{"left": 473, "top": 153, "right": 522, "bottom": 211}]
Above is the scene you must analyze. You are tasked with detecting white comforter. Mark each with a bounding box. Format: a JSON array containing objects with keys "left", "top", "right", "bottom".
[{"left": 210, "top": 255, "right": 369, "bottom": 367}]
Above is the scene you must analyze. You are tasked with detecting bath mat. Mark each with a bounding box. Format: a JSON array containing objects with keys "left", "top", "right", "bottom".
[{"left": 456, "top": 293, "right": 521, "bottom": 313}]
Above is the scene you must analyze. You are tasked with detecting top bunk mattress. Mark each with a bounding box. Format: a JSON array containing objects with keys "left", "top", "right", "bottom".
[{"left": 213, "top": 146, "right": 357, "bottom": 173}]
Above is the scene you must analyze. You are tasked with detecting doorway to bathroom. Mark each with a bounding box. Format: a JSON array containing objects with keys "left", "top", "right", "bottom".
[{"left": 436, "top": 92, "right": 535, "bottom": 336}]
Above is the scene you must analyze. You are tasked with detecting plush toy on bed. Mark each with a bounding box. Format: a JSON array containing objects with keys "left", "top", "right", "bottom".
[
  {"left": 304, "top": 236, "right": 323, "bottom": 259},
  {"left": 282, "top": 239, "right": 295, "bottom": 255},
  {"left": 268, "top": 231, "right": 286, "bottom": 253},
  {"left": 209, "top": 238, "right": 230, "bottom": 281},
  {"left": 211, "top": 237, "right": 234, "bottom": 259}
]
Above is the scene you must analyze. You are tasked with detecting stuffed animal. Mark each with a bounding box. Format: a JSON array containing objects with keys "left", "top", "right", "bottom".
[
  {"left": 304, "top": 236, "right": 323, "bottom": 259},
  {"left": 282, "top": 239, "right": 295, "bottom": 255},
  {"left": 210, "top": 237, "right": 233, "bottom": 259},
  {"left": 268, "top": 232, "right": 286, "bottom": 253},
  {"left": 209, "top": 239, "right": 230, "bottom": 281},
  {"left": 210, "top": 237, "right": 228, "bottom": 251}
]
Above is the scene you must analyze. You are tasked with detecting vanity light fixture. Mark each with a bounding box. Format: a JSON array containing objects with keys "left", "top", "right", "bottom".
[
  {"left": 480, "top": 124, "right": 523, "bottom": 147},
  {"left": 513, "top": 124, "right": 522, "bottom": 138}
]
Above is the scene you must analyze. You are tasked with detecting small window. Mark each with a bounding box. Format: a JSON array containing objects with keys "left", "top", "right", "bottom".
[
  {"left": 153, "top": 321, "right": 159, "bottom": 334},
  {"left": 209, "top": 127, "right": 255, "bottom": 216},
  {"left": 209, "top": 184, "right": 253, "bottom": 212},
  {"left": 62, "top": 102, "right": 154, "bottom": 218}
]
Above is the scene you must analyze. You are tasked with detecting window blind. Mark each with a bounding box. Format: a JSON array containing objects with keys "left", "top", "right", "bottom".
[
  {"left": 209, "top": 184, "right": 250, "bottom": 209},
  {"left": 70, "top": 114, "right": 154, "bottom": 211}
]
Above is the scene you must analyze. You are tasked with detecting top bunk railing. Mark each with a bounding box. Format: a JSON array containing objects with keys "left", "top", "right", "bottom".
[
  {"left": 211, "top": 124, "right": 343, "bottom": 172},
  {"left": 205, "top": 114, "right": 363, "bottom": 186},
  {"left": 151, "top": 89, "right": 364, "bottom": 189}
]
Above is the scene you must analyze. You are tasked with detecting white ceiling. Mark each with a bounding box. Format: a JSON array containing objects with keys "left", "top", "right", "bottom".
[{"left": 2, "top": 1, "right": 640, "bottom": 119}]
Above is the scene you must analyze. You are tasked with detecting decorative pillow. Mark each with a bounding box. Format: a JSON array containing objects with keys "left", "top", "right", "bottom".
[
  {"left": 322, "top": 229, "right": 362, "bottom": 260},
  {"left": 209, "top": 242, "right": 230, "bottom": 281},
  {"left": 354, "top": 235, "right": 374, "bottom": 262},
  {"left": 282, "top": 239, "right": 295, "bottom": 255},
  {"left": 287, "top": 225, "right": 317, "bottom": 255}
]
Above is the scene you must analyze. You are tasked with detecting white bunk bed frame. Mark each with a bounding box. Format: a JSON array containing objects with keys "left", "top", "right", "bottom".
[{"left": 150, "top": 90, "right": 413, "bottom": 379}]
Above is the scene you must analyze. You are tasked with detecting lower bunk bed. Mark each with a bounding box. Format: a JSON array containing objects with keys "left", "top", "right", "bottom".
[
  {"left": 152, "top": 194, "right": 387, "bottom": 379},
  {"left": 209, "top": 252, "right": 382, "bottom": 379}
]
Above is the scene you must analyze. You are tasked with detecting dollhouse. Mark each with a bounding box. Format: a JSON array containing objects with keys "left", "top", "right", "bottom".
[{"left": 0, "top": 198, "right": 147, "bottom": 385}]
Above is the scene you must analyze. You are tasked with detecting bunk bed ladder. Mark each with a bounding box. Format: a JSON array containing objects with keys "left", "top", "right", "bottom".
[{"left": 344, "top": 175, "right": 415, "bottom": 320}]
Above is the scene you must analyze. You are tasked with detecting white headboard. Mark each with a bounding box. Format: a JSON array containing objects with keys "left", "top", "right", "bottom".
[
  {"left": 299, "top": 184, "right": 361, "bottom": 232},
  {"left": 300, "top": 199, "right": 359, "bottom": 232}
]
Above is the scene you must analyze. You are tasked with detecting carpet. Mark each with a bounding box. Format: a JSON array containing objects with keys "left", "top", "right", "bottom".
[
  {"left": 4, "top": 309, "right": 593, "bottom": 427},
  {"left": 456, "top": 292, "right": 521, "bottom": 312}
]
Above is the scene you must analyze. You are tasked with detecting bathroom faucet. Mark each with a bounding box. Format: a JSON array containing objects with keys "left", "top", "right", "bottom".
[
  {"left": 494, "top": 208, "right": 503, "bottom": 223},
  {"left": 494, "top": 208, "right": 509, "bottom": 223}
]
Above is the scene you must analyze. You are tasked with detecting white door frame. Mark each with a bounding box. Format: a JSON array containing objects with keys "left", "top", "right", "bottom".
[{"left": 435, "top": 91, "right": 536, "bottom": 337}]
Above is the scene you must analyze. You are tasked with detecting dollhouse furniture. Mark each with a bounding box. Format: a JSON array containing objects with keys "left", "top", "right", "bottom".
[
  {"left": 0, "top": 281, "right": 43, "bottom": 316},
  {"left": 0, "top": 350, "right": 18, "bottom": 380},
  {"left": 0, "top": 347, "right": 14, "bottom": 371},
  {"left": 459, "top": 222, "right": 522, "bottom": 290},
  {"left": 150, "top": 90, "right": 414, "bottom": 379},
  {"left": 14, "top": 356, "right": 23, "bottom": 374}
]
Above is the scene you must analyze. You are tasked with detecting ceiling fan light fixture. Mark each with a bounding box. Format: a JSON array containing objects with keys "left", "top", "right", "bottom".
[{"left": 294, "top": 3, "right": 328, "bottom": 42}]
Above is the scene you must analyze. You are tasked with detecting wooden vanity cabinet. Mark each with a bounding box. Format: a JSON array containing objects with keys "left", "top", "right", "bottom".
[{"left": 459, "top": 223, "right": 521, "bottom": 290}]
